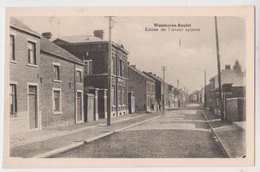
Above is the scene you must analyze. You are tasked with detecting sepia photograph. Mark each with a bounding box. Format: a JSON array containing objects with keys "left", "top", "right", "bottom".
[{"left": 2, "top": 6, "right": 255, "bottom": 168}]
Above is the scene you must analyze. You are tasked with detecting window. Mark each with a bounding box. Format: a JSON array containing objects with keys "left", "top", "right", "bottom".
[
  {"left": 10, "top": 35, "right": 15, "bottom": 61},
  {"left": 85, "top": 60, "right": 93, "bottom": 75},
  {"left": 122, "top": 89, "right": 125, "bottom": 105},
  {"left": 53, "top": 89, "right": 61, "bottom": 113},
  {"left": 76, "top": 70, "right": 82, "bottom": 83},
  {"left": 28, "top": 41, "right": 36, "bottom": 65},
  {"left": 119, "top": 59, "right": 123, "bottom": 76},
  {"left": 54, "top": 65, "right": 60, "bottom": 81},
  {"left": 112, "top": 55, "right": 116, "bottom": 75},
  {"left": 10, "top": 84, "right": 17, "bottom": 115},
  {"left": 112, "top": 85, "right": 116, "bottom": 106}
]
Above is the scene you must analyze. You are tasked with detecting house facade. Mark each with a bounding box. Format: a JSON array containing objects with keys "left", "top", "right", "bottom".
[
  {"left": 8, "top": 18, "right": 86, "bottom": 135},
  {"left": 9, "top": 17, "right": 42, "bottom": 135},
  {"left": 53, "top": 30, "right": 129, "bottom": 118},
  {"left": 143, "top": 72, "right": 163, "bottom": 111},
  {"left": 207, "top": 64, "right": 246, "bottom": 121},
  {"left": 128, "top": 65, "right": 156, "bottom": 112},
  {"left": 40, "top": 36, "right": 85, "bottom": 128}
]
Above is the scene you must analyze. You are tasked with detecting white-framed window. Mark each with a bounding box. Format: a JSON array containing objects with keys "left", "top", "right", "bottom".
[
  {"left": 10, "top": 35, "right": 15, "bottom": 61},
  {"left": 112, "top": 85, "right": 116, "bottom": 106},
  {"left": 53, "top": 62, "right": 61, "bottom": 81},
  {"left": 76, "top": 68, "right": 82, "bottom": 83},
  {"left": 52, "top": 88, "right": 62, "bottom": 114},
  {"left": 10, "top": 84, "right": 17, "bottom": 115},
  {"left": 28, "top": 41, "right": 36, "bottom": 65},
  {"left": 85, "top": 60, "right": 93, "bottom": 75}
]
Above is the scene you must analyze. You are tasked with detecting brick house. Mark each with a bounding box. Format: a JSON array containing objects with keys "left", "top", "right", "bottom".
[
  {"left": 53, "top": 30, "right": 129, "bottom": 118},
  {"left": 208, "top": 65, "right": 246, "bottom": 121},
  {"left": 8, "top": 18, "right": 86, "bottom": 135},
  {"left": 9, "top": 17, "right": 42, "bottom": 135},
  {"left": 128, "top": 65, "right": 156, "bottom": 112},
  {"left": 40, "top": 36, "right": 85, "bottom": 128},
  {"left": 143, "top": 72, "right": 163, "bottom": 111}
]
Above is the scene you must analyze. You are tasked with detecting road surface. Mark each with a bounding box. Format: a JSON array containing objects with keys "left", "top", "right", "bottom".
[{"left": 53, "top": 104, "right": 228, "bottom": 158}]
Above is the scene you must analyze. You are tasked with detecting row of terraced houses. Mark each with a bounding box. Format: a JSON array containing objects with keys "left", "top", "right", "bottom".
[{"left": 8, "top": 17, "right": 177, "bottom": 135}]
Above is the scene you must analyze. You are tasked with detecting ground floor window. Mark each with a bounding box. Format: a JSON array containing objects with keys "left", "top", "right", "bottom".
[
  {"left": 10, "top": 84, "right": 17, "bottom": 115},
  {"left": 53, "top": 88, "right": 61, "bottom": 113}
]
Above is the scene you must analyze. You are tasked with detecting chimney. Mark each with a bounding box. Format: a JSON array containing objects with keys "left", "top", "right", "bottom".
[
  {"left": 225, "top": 65, "right": 231, "bottom": 70},
  {"left": 42, "top": 32, "right": 52, "bottom": 39},
  {"left": 131, "top": 65, "right": 136, "bottom": 68},
  {"left": 93, "top": 30, "right": 104, "bottom": 39}
]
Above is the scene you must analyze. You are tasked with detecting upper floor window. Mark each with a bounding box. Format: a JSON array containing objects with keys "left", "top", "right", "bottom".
[
  {"left": 10, "top": 35, "right": 15, "bottom": 61},
  {"left": 119, "top": 59, "right": 123, "bottom": 76},
  {"left": 53, "top": 64, "right": 60, "bottom": 81},
  {"left": 76, "top": 69, "right": 82, "bottom": 83},
  {"left": 112, "top": 55, "right": 116, "bottom": 75},
  {"left": 28, "top": 41, "right": 36, "bottom": 65},
  {"left": 85, "top": 60, "right": 93, "bottom": 75}
]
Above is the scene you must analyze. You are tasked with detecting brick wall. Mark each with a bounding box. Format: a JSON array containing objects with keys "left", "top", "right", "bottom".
[
  {"left": 128, "top": 67, "right": 146, "bottom": 111},
  {"left": 40, "top": 53, "right": 84, "bottom": 128},
  {"left": 226, "top": 98, "right": 246, "bottom": 122},
  {"left": 9, "top": 28, "right": 41, "bottom": 135}
]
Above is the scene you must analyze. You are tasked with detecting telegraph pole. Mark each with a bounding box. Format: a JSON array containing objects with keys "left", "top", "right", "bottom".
[
  {"left": 214, "top": 16, "right": 224, "bottom": 120},
  {"left": 106, "top": 16, "right": 115, "bottom": 126},
  {"left": 162, "top": 66, "right": 166, "bottom": 113}
]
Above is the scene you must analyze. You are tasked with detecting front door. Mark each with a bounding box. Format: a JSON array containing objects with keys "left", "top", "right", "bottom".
[
  {"left": 28, "top": 85, "right": 38, "bottom": 129},
  {"left": 76, "top": 91, "right": 83, "bottom": 122}
]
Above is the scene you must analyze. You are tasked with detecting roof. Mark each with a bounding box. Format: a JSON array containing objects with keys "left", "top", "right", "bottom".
[
  {"left": 40, "top": 37, "right": 85, "bottom": 65},
  {"left": 10, "top": 17, "right": 41, "bottom": 37},
  {"left": 128, "top": 65, "right": 155, "bottom": 82},
  {"left": 55, "top": 35, "right": 104, "bottom": 43},
  {"left": 53, "top": 35, "right": 129, "bottom": 54},
  {"left": 213, "top": 69, "right": 245, "bottom": 87},
  {"left": 143, "top": 71, "right": 163, "bottom": 83}
]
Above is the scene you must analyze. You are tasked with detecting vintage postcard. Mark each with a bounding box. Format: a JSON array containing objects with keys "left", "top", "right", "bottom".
[{"left": 2, "top": 6, "right": 255, "bottom": 168}]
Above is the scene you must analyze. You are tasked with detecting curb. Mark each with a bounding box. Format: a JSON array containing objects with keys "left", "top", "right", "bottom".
[
  {"left": 31, "top": 141, "right": 85, "bottom": 158},
  {"left": 30, "top": 114, "right": 162, "bottom": 158},
  {"left": 200, "top": 109, "right": 231, "bottom": 158}
]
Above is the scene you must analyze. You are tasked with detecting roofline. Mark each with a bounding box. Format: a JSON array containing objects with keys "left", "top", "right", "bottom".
[
  {"left": 10, "top": 25, "right": 41, "bottom": 38},
  {"left": 40, "top": 50, "right": 85, "bottom": 66},
  {"left": 128, "top": 66, "right": 156, "bottom": 82},
  {"left": 53, "top": 38, "right": 129, "bottom": 54},
  {"left": 143, "top": 71, "right": 163, "bottom": 82}
]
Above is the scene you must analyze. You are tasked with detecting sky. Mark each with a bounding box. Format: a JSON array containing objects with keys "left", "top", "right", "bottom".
[{"left": 17, "top": 16, "right": 246, "bottom": 93}]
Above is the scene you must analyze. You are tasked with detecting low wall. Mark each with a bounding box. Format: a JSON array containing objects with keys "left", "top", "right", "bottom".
[{"left": 225, "top": 97, "right": 246, "bottom": 122}]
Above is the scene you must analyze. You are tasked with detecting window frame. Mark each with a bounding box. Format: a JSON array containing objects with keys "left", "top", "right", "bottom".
[
  {"left": 52, "top": 88, "right": 62, "bottom": 114},
  {"left": 27, "top": 41, "right": 37, "bottom": 66},
  {"left": 10, "top": 83, "right": 17, "bottom": 116},
  {"left": 76, "top": 68, "right": 83, "bottom": 83},
  {"left": 10, "top": 34, "right": 15, "bottom": 61},
  {"left": 53, "top": 62, "right": 61, "bottom": 82}
]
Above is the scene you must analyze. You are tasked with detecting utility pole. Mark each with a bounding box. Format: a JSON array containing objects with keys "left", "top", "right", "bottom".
[
  {"left": 204, "top": 71, "right": 207, "bottom": 107},
  {"left": 214, "top": 16, "right": 224, "bottom": 121},
  {"left": 162, "top": 66, "right": 166, "bottom": 113},
  {"left": 106, "top": 16, "right": 115, "bottom": 126}
]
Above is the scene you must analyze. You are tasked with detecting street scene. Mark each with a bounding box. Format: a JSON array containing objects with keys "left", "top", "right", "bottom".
[{"left": 7, "top": 15, "right": 246, "bottom": 159}]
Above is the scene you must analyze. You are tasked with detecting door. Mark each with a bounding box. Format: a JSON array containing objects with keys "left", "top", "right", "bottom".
[
  {"left": 28, "top": 85, "right": 38, "bottom": 129},
  {"left": 76, "top": 91, "right": 83, "bottom": 122}
]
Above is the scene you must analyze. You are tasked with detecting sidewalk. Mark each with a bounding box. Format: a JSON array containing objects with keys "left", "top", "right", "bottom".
[
  {"left": 10, "top": 112, "right": 162, "bottom": 158},
  {"left": 201, "top": 107, "right": 246, "bottom": 158}
]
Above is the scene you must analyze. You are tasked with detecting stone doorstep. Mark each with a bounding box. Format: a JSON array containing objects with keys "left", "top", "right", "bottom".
[{"left": 10, "top": 112, "right": 152, "bottom": 148}]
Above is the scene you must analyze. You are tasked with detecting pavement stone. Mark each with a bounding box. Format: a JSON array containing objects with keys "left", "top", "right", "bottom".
[
  {"left": 10, "top": 112, "right": 161, "bottom": 158},
  {"left": 201, "top": 107, "right": 246, "bottom": 158}
]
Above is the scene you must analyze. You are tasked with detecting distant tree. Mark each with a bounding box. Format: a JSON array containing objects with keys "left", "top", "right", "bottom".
[{"left": 233, "top": 59, "right": 243, "bottom": 75}]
